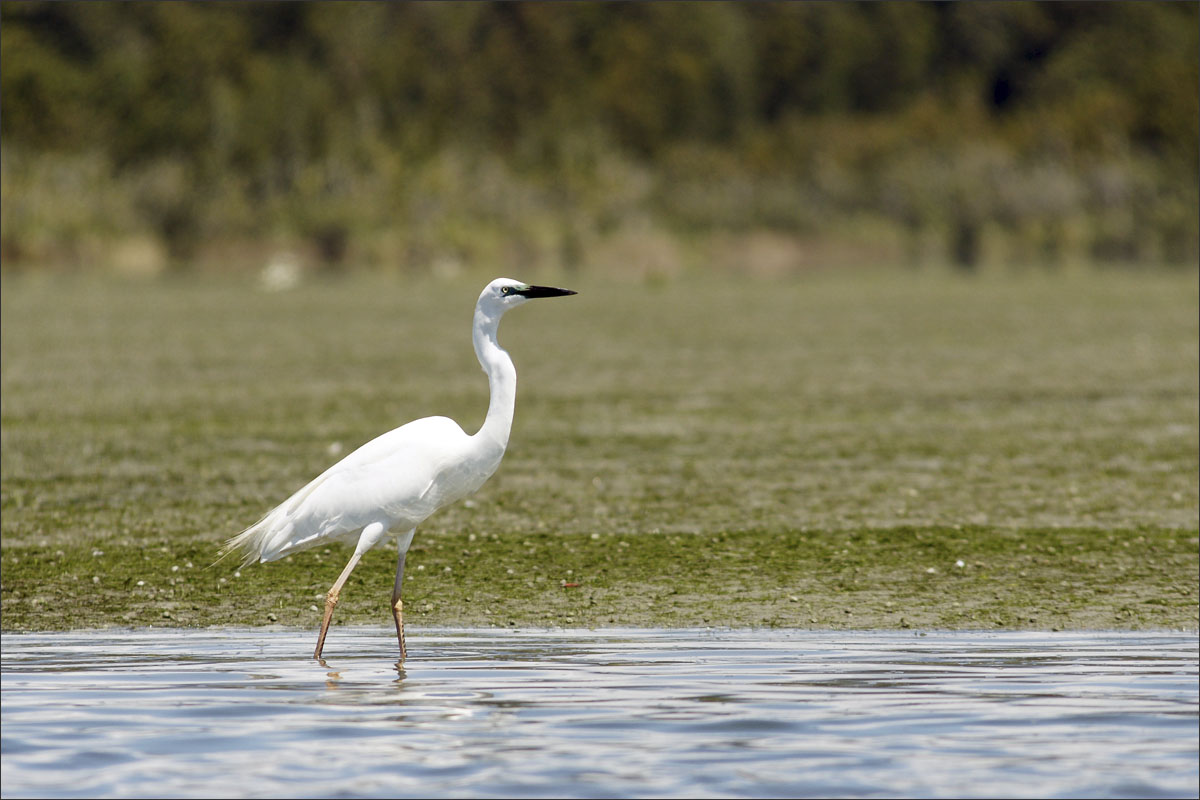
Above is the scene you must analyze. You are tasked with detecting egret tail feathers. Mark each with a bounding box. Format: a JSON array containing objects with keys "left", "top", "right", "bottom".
[
  {"left": 217, "top": 507, "right": 290, "bottom": 568},
  {"left": 217, "top": 471, "right": 333, "bottom": 567}
]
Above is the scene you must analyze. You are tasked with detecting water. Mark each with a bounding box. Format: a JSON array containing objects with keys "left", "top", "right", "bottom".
[{"left": 2, "top": 629, "right": 1196, "bottom": 799}]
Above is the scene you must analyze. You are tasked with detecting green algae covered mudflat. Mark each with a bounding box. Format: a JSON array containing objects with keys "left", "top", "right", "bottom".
[{"left": 2, "top": 270, "right": 1196, "bottom": 630}]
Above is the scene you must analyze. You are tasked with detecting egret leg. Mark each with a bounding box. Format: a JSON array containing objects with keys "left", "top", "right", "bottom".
[
  {"left": 391, "top": 556, "right": 406, "bottom": 662},
  {"left": 391, "top": 529, "right": 417, "bottom": 661},
  {"left": 314, "top": 521, "right": 390, "bottom": 660},
  {"left": 314, "top": 551, "right": 363, "bottom": 660}
]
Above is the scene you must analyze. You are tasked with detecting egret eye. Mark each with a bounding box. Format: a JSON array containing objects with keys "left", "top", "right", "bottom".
[{"left": 501, "top": 286, "right": 512, "bottom": 295}]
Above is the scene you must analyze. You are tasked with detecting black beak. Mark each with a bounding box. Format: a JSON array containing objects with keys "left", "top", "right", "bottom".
[{"left": 515, "top": 285, "right": 577, "bottom": 298}]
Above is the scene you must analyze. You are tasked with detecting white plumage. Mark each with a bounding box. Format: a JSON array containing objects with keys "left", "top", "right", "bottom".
[
  {"left": 226, "top": 416, "right": 489, "bottom": 563},
  {"left": 220, "top": 278, "right": 576, "bottom": 660}
]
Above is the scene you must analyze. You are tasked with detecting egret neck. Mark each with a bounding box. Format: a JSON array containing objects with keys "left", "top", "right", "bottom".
[{"left": 472, "top": 301, "right": 517, "bottom": 458}]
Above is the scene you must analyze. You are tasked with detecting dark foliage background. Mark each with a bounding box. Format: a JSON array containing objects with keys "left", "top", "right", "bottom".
[{"left": 2, "top": 1, "right": 1196, "bottom": 275}]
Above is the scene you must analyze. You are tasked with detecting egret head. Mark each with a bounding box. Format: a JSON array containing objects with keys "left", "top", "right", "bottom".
[{"left": 480, "top": 278, "right": 576, "bottom": 316}]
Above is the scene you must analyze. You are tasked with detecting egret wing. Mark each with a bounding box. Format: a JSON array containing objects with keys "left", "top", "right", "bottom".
[{"left": 221, "top": 416, "right": 469, "bottom": 564}]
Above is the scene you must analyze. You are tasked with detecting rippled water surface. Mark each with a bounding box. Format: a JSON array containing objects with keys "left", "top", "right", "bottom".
[{"left": 2, "top": 628, "right": 1197, "bottom": 798}]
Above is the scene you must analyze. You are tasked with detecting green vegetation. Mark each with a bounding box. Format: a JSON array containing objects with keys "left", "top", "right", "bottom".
[
  {"left": 2, "top": 529, "right": 1196, "bottom": 631},
  {"left": 2, "top": 2, "right": 1197, "bottom": 274},
  {"left": 2, "top": 271, "right": 1196, "bottom": 631}
]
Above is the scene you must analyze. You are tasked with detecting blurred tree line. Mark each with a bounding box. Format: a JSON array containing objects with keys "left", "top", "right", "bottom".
[{"left": 2, "top": 1, "right": 1196, "bottom": 276}]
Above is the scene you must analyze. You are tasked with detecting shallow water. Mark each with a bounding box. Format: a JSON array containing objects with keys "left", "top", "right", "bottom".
[{"left": 1, "top": 628, "right": 1196, "bottom": 798}]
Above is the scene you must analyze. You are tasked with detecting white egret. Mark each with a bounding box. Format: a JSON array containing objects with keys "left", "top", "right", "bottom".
[{"left": 220, "top": 278, "right": 577, "bottom": 660}]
